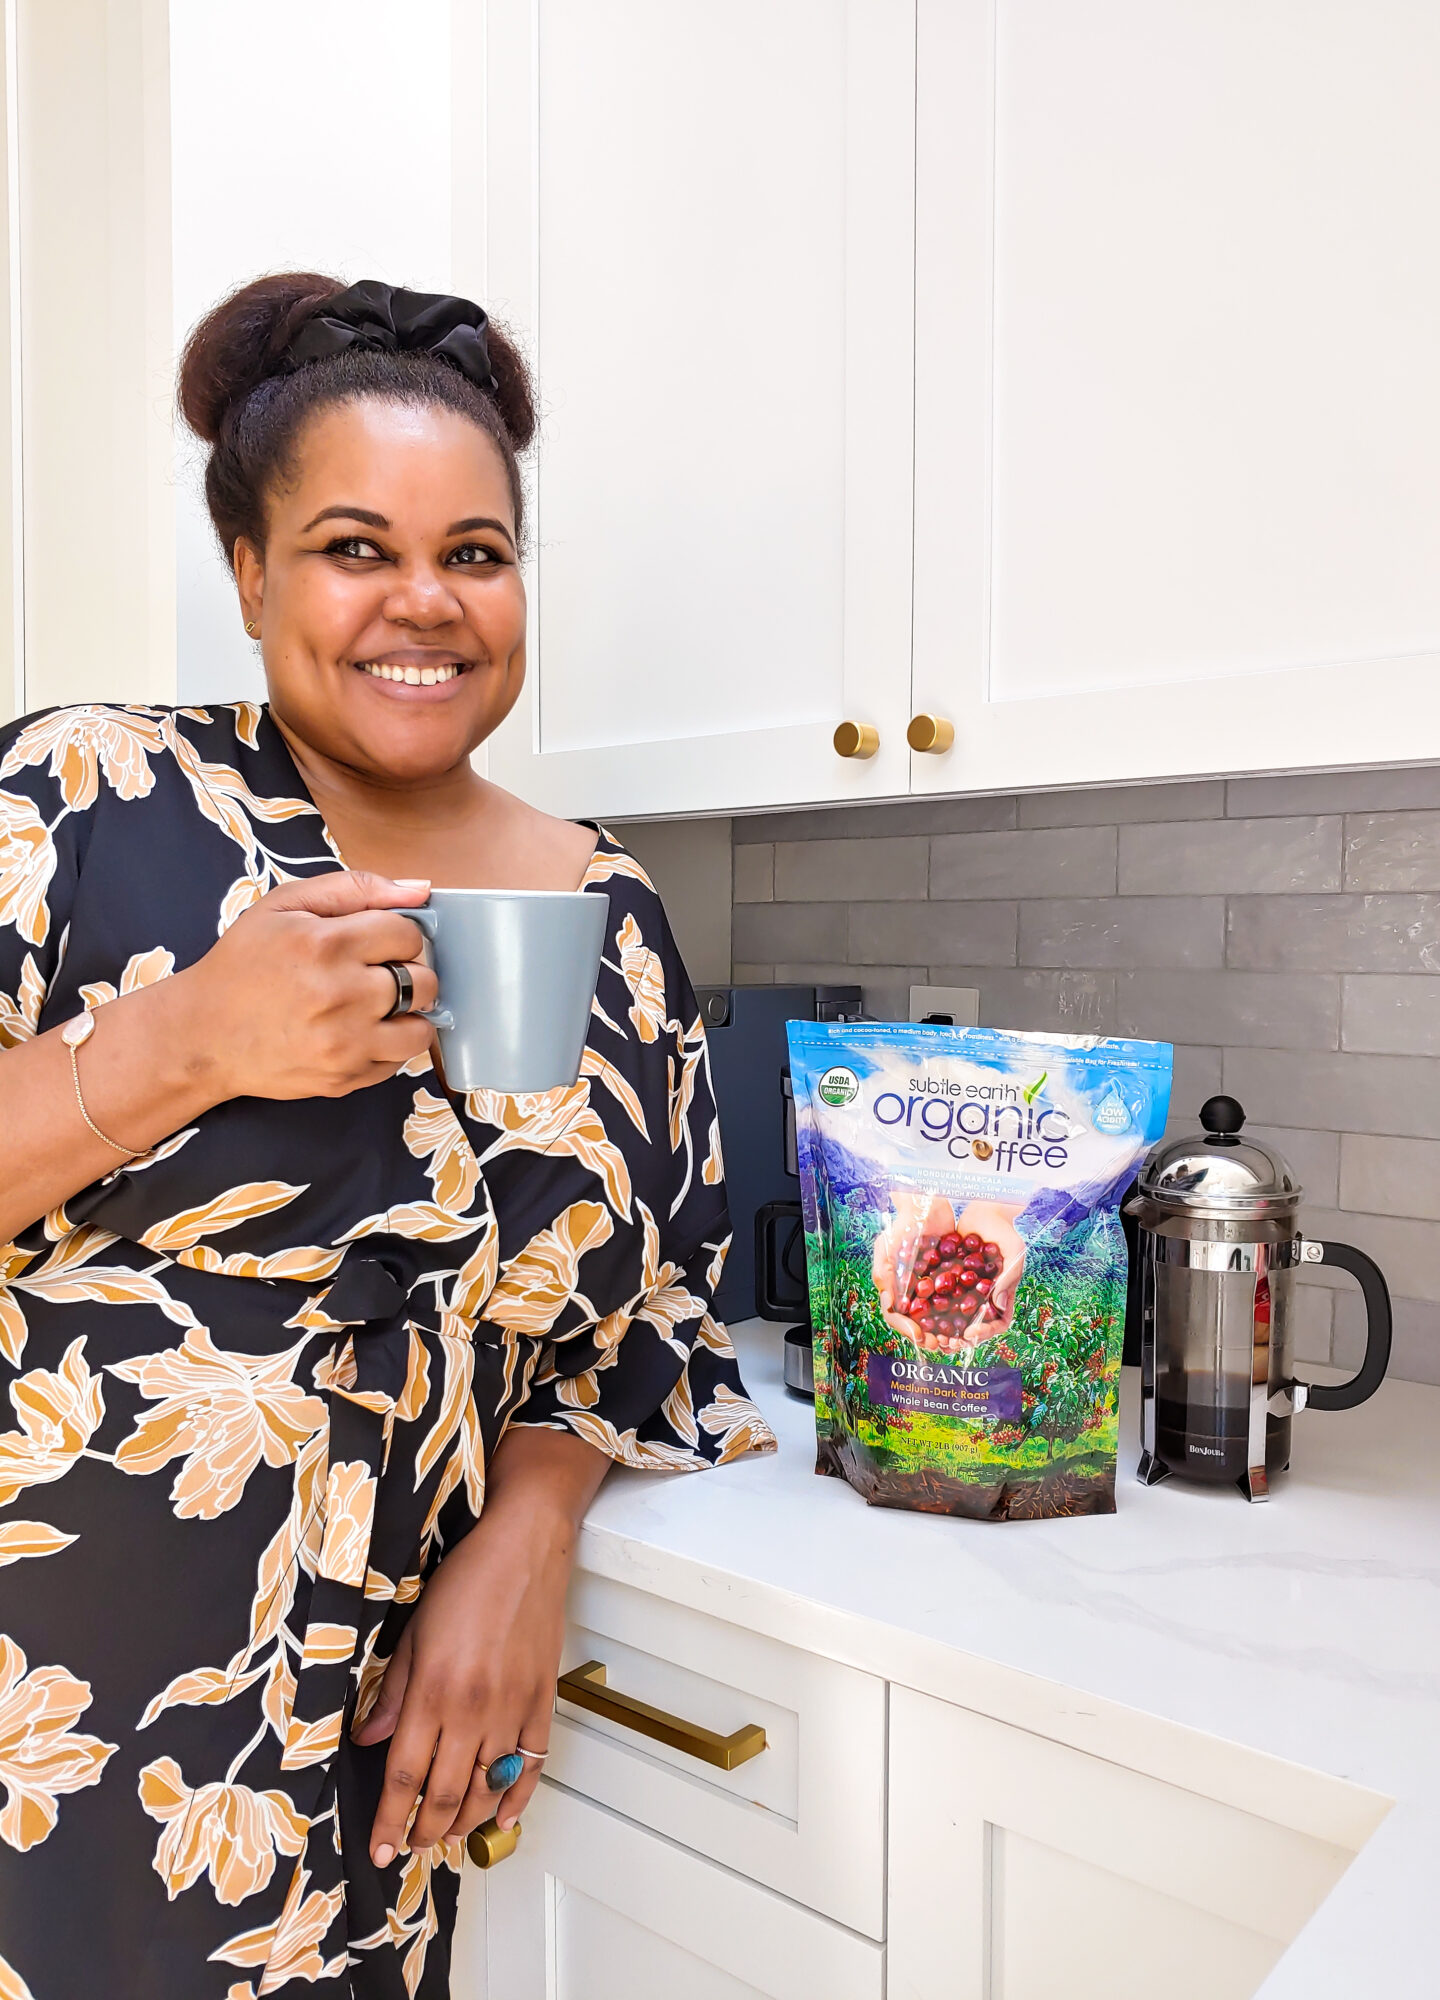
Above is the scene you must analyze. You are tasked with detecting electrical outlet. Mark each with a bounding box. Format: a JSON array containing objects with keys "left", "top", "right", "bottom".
[{"left": 909, "top": 985, "right": 980, "bottom": 1026}]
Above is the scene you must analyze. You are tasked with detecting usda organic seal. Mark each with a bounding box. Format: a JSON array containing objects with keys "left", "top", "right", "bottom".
[{"left": 817, "top": 1065, "right": 860, "bottom": 1108}]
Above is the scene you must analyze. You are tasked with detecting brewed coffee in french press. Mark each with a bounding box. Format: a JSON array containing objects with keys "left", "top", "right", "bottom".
[{"left": 1126, "top": 1096, "right": 1392, "bottom": 1501}]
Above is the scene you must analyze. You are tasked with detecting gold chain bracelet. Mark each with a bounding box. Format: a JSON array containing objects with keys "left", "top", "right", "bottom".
[{"left": 60, "top": 1010, "right": 138, "bottom": 1156}]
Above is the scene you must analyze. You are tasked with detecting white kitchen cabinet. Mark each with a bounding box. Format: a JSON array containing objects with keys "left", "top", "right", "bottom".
[
  {"left": 453, "top": 1780, "right": 885, "bottom": 2000},
  {"left": 548, "top": 1572, "right": 886, "bottom": 1935},
  {"left": 477, "top": 0, "right": 1440, "bottom": 820},
  {"left": 910, "top": 0, "right": 1440, "bottom": 798},
  {"left": 479, "top": 0, "right": 917, "bottom": 820},
  {"left": 886, "top": 1688, "right": 1356, "bottom": 2000}
]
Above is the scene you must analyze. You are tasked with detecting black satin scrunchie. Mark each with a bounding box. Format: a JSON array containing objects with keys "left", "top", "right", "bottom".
[{"left": 277, "top": 279, "right": 499, "bottom": 394}]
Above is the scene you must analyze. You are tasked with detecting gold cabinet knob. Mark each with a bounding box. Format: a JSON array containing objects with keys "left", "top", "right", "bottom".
[
  {"left": 467, "top": 1816, "right": 523, "bottom": 1868},
  {"left": 833, "top": 721, "right": 879, "bottom": 759},
  {"left": 907, "top": 713, "right": 955, "bottom": 754}
]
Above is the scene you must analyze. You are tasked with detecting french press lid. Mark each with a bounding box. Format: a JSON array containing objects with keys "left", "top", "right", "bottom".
[{"left": 1137, "top": 1095, "right": 1303, "bottom": 1221}]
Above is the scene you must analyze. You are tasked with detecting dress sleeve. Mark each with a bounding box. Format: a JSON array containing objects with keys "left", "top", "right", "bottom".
[
  {"left": 502, "top": 852, "right": 776, "bottom": 1472},
  {"left": 0, "top": 710, "right": 89, "bottom": 1052}
]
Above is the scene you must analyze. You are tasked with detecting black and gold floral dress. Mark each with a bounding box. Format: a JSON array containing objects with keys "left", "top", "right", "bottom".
[{"left": 0, "top": 701, "right": 774, "bottom": 2000}]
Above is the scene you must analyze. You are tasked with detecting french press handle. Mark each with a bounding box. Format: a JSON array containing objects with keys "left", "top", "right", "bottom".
[{"left": 1295, "top": 1240, "right": 1393, "bottom": 1412}]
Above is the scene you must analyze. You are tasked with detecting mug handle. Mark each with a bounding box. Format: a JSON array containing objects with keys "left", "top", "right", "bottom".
[
  {"left": 1296, "top": 1240, "right": 1393, "bottom": 1412},
  {"left": 393, "top": 907, "right": 454, "bottom": 1031}
]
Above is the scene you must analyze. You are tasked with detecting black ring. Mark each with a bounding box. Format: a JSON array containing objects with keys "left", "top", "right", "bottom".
[{"left": 382, "top": 961, "right": 414, "bottom": 1020}]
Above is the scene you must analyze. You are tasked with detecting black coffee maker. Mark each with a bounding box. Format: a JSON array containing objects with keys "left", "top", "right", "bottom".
[
  {"left": 698, "top": 983, "right": 860, "bottom": 1330},
  {"left": 754, "top": 1068, "right": 815, "bottom": 1398}
]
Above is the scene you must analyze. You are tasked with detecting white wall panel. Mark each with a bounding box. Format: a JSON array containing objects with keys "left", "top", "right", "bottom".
[{"left": 169, "top": 0, "right": 455, "bottom": 705}]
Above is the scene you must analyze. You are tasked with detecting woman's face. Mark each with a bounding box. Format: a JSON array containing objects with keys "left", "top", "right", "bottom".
[{"left": 236, "top": 397, "right": 527, "bottom": 785}]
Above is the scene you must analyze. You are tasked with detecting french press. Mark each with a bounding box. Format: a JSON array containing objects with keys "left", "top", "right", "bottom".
[{"left": 1126, "top": 1096, "right": 1392, "bottom": 1501}]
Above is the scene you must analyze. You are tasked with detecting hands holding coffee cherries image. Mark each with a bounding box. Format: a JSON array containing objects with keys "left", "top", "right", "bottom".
[{"left": 872, "top": 1193, "right": 1026, "bottom": 1355}]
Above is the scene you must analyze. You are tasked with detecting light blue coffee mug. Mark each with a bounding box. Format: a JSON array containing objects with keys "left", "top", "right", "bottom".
[{"left": 396, "top": 888, "right": 609, "bottom": 1094}]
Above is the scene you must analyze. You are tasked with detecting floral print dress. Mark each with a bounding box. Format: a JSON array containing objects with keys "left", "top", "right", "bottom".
[{"left": 0, "top": 702, "right": 774, "bottom": 2000}]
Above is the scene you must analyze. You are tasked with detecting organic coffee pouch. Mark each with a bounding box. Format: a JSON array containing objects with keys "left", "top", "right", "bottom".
[{"left": 787, "top": 1023, "right": 1173, "bottom": 1521}]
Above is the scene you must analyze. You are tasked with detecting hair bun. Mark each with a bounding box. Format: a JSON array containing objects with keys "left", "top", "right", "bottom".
[
  {"left": 178, "top": 272, "right": 343, "bottom": 444},
  {"left": 179, "top": 270, "right": 537, "bottom": 455},
  {"left": 179, "top": 272, "right": 538, "bottom": 557},
  {"left": 485, "top": 330, "right": 536, "bottom": 454}
]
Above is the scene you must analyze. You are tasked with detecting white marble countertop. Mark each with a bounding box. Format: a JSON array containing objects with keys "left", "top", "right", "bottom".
[{"left": 577, "top": 1319, "right": 1438, "bottom": 1997}]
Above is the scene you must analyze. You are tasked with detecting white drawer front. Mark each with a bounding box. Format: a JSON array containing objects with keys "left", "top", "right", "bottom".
[
  {"left": 455, "top": 1779, "right": 885, "bottom": 2000},
  {"left": 545, "top": 1572, "right": 886, "bottom": 1938}
]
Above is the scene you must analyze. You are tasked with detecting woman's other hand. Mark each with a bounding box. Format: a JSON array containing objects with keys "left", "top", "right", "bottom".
[
  {"left": 352, "top": 1427, "right": 610, "bottom": 1859},
  {"left": 186, "top": 871, "right": 439, "bottom": 1101}
]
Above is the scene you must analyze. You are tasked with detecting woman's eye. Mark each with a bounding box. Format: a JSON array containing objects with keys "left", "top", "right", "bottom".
[
  {"left": 447, "top": 542, "right": 499, "bottom": 568},
  {"left": 325, "top": 536, "right": 384, "bottom": 560}
]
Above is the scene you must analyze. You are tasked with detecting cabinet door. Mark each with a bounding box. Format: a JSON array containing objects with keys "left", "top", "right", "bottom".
[
  {"left": 546, "top": 1572, "right": 887, "bottom": 1936},
  {"left": 887, "top": 1688, "right": 1356, "bottom": 2000},
  {"left": 479, "top": 0, "right": 916, "bottom": 820},
  {"left": 912, "top": 0, "right": 1440, "bottom": 796},
  {"left": 453, "top": 1780, "right": 885, "bottom": 2000}
]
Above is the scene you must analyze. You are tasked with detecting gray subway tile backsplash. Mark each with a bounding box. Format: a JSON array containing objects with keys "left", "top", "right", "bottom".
[
  {"left": 1017, "top": 779, "right": 1227, "bottom": 827},
  {"left": 1118, "top": 817, "right": 1342, "bottom": 896},
  {"left": 732, "top": 842, "right": 774, "bottom": 904},
  {"left": 1169, "top": 1046, "right": 1224, "bottom": 1121},
  {"left": 731, "top": 900, "right": 847, "bottom": 964},
  {"left": 1113, "top": 969, "right": 1340, "bottom": 1050},
  {"left": 1226, "top": 894, "right": 1440, "bottom": 973},
  {"left": 1343, "top": 811, "right": 1440, "bottom": 892},
  {"left": 1246, "top": 1125, "right": 1341, "bottom": 1208},
  {"left": 1221, "top": 1046, "right": 1440, "bottom": 1139},
  {"left": 930, "top": 825, "right": 1117, "bottom": 900},
  {"left": 705, "top": 769, "right": 1440, "bottom": 1382},
  {"left": 1335, "top": 1292, "right": 1440, "bottom": 1384},
  {"left": 734, "top": 794, "right": 1017, "bottom": 843},
  {"left": 926, "top": 967, "right": 1116, "bottom": 1036},
  {"left": 1226, "top": 767, "right": 1439, "bottom": 818},
  {"left": 849, "top": 898, "right": 1018, "bottom": 967},
  {"left": 1021, "top": 897, "right": 1226, "bottom": 969},
  {"left": 1341, "top": 973, "right": 1440, "bottom": 1056},
  {"left": 774, "top": 835, "right": 928, "bottom": 904},
  {"left": 1338, "top": 1134, "right": 1440, "bottom": 1224},
  {"left": 1291, "top": 1206, "right": 1440, "bottom": 1306}
]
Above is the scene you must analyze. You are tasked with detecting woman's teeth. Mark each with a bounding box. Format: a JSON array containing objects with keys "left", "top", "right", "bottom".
[{"left": 359, "top": 662, "right": 463, "bottom": 685}]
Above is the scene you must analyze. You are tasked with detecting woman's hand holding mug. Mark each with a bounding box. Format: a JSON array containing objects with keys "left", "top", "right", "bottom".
[{"left": 181, "top": 871, "right": 438, "bottom": 1102}]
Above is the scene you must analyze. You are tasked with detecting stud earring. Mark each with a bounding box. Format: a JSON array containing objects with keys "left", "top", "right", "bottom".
[{"left": 244, "top": 620, "right": 259, "bottom": 638}]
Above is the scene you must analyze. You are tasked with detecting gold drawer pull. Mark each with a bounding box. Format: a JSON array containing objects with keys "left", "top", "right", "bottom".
[
  {"left": 557, "top": 1660, "right": 767, "bottom": 1771},
  {"left": 467, "top": 1816, "right": 522, "bottom": 1868},
  {"left": 833, "top": 720, "right": 879, "bottom": 759},
  {"left": 907, "top": 712, "right": 955, "bottom": 754}
]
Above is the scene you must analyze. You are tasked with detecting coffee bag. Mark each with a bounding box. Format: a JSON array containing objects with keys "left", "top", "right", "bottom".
[{"left": 787, "top": 1023, "right": 1172, "bottom": 1521}]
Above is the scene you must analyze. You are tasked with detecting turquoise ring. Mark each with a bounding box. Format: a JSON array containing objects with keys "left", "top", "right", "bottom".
[{"left": 484, "top": 1751, "right": 526, "bottom": 1793}]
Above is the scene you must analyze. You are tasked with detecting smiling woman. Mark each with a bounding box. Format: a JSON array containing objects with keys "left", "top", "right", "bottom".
[{"left": 0, "top": 273, "right": 773, "bottom": 1999}]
